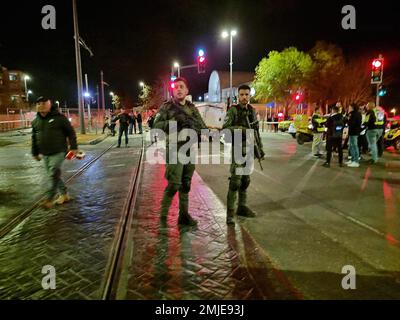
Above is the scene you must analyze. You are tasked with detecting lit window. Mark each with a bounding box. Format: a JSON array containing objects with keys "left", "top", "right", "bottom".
[
  {"left": 11, "top": 95, "right": 19, "bottom": 102},
  {"left": 9, "top": 73, "right": 18, "bottom": 81}
]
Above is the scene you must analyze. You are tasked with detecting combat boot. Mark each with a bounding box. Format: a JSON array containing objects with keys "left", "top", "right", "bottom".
[
  {"left": 226, "top": 209, "right": 235, "bottom": 225},
  {"left": 178, "top": 192, "right": 197, "bottom": 226},
  {"left": 178, "top": 213, "right": 198, "bottom": 226},
  {"left": 236, "top": 205, "right": 256, "bottom": 217},
  {"left": 160, "top": 193, "right": 173, "bottom": 220},
  {"left": 237, "top": 190, "right": 255, "bottom": 217}
]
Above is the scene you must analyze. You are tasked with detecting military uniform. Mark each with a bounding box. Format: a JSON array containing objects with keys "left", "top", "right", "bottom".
[
  {"left": 222, "top": 103, "right": 264, "bottom": 225},
  {"left": 153, "top": 99, "right": 207, "bottom": 226}
]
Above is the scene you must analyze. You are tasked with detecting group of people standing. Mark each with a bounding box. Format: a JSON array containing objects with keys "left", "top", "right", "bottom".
[
  {"left": 102, "top": 110, "right": 143, "bottom": 147},
  {"left": 311, "top": 101, "right": 387, "bottom": 168}
]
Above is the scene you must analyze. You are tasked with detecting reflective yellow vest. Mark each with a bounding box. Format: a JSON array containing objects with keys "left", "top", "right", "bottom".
[
  {"left": 312, "top": 113, "right": 327, "bottom": 132},
  {"left": 364, "top": 108, "right": 385, "bottom": 126}
]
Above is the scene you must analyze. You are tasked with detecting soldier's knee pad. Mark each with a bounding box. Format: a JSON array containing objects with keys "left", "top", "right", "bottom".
[
  {"left": 229, "top": 177, "right": 241, "bottom": 192},
  {"left": 240, "top": 176, "right": 251, "bottom": 192},
  {"left": 166, "top": 183, "right": 180, "bottom": 197},
  {"left": 180, "top": 179, "right": 191, "bottom": 193}
]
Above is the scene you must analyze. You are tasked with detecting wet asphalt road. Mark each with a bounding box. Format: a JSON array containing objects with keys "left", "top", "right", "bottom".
[
  {"left": 195, "top": 132, "right": 400, "bottom": 299},
  {"left": 1, "top": 130, "right": 400, "bottom": 299}
]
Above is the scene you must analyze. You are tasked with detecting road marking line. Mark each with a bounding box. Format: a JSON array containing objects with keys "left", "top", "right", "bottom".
[{"left": 107, "top": 164, "right": 126, "bottom": 168}]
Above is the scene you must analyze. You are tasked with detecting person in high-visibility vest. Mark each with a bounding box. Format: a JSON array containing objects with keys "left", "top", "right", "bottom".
[
  {"left": 364, "top": 102, "right": 385, "bottom": 164},
  {"left": 311, "top": 105, "right": 327, "bottom": 158},
  {"left": 376, "top": 106, "right": 387, "bottom": 157}
]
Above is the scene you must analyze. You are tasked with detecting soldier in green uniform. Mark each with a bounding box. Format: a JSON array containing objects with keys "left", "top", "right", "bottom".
[
  {"left": 153, "top": 77, "right": 207, "bottom": 226},
  {"left": 223, "top": 85, "right": 265, "bottom": 225}
]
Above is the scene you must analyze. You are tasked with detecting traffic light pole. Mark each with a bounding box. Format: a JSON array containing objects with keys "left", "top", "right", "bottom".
[
  {"left": 180, "top": 64, "right": 197, "bottom": 72},
  {"left": 376, "top": 84, "right": 380, "bottom": 107},
  {"left": 73, "top": 0, "right": 85, "bottom": 134}
]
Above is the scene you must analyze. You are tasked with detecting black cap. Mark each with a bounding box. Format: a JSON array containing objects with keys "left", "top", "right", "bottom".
[{"left": 36, "top": 96, "right": 51, "bottom": 103}]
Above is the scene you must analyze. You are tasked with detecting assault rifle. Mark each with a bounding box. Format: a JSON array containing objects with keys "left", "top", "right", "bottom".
[{"left": 245, "top": 116, "right": 265, "bottom": 171}]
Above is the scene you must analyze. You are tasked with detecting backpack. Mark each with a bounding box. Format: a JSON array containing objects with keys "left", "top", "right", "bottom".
[{"left": 332, "top": 115, "right": 344, "bottom": 138}]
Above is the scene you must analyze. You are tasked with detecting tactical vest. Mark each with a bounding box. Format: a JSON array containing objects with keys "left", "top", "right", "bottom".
[{"left": 232, "top": 104, "right": 256, "bottom": 128}]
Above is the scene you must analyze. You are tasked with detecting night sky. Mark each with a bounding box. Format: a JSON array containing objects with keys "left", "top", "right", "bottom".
[{"left": 1, "top": 0, "right": 399, "bottom": 107}]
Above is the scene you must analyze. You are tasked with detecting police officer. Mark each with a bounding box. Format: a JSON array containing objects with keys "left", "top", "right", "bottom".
[
  {"left": 311, "top": 104, "right": 327, "bottom": 158},
  {"left": 153, "top": 77, "right": 207, "bottom": 226},
  {"left": 223, "top": 85, "right": 265, "bottom": 225},
  {"left": 364, "top": 102, "right": 386, "bottom": 164}
]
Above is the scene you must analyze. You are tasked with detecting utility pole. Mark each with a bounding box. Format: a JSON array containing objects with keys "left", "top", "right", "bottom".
[
  {"left": 72, "top": 0, "right": 85, "bottom": 134},
  {"left": 96, "top": 84, "right": 100, "bottom": 134},
  {"left": 100, "top": 71, "right": 106, "bottom": 114}
]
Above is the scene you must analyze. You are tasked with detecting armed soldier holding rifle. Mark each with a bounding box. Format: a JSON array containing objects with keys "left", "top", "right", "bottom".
[
  {"left": 223, "top": 85, "right": 265, "bottom": 225},
  {"left": 153, "top": 77, "right": 207, "bottom": 226}
]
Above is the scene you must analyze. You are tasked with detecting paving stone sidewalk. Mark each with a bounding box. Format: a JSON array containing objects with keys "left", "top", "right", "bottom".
[
  {"left": 115, "top": 156, "right": 301, "bottom": 300},
  {"left": 0, "top": 140, "right": 142, "bottom": 300}
]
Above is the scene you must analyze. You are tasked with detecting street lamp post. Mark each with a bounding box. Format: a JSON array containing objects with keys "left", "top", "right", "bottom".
[
  {"left": 110, "top": 92, "right": 115, "bottom": 111},
  {"left": 24, "top": 75, "right": 30, "bottom": 102},
  {"left": 222, "top": 29, "right": 237, "bottom": 101},
  {"left": 27, "top": 90, "right": 33, "bottom": 103},
  {"left": 173, "top": 62, "right": 180, "bottom": 77}
]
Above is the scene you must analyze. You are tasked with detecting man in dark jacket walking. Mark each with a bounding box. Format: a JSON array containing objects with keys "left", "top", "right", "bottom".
[
  {"left": 32, "top": 97, "right": 78, "bottom": 209},
  {"left": 115, "top": 107, "right": 131, "bottom": 147},
  {"left": 346, "top": 104, "right": 362, "bottom": 167},
  {"left": 323, "top": 105, "right": 344, "bottom": 168}
]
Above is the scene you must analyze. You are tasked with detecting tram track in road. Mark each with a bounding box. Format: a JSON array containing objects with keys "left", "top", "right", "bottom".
[
  {"left": 0, "top": 143, "right": 116, "bottom": 240},
  {"left": 101, "top": 140, "right": 145, "bottom": 300}
]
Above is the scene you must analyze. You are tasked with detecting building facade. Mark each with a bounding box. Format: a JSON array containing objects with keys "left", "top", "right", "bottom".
[
  {"left": 0, "top": 65, "right": 29, "bottom": 113},
  {"left": 204, "top": 70, "right": 255, "bottom": 103}
]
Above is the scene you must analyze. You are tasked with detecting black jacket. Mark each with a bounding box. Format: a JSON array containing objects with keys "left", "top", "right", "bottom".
[
  {"left": 347, "top": 110, "right": 362, "bottom": 136},
  {"left": 32, "top": 109, "right": 78, "bottom": 156},
  {"left": 115, "top": 113, "right": 131, "bottom": 127},
  {"left": 326, "top": 113, "right": 344, "bottom": 138}
]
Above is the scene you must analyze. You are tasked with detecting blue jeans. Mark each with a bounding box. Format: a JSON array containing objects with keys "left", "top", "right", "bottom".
[
  {"left": 366, "top": 129, "right": 381, "bottom": 162},
  {"left": 43, "top": 152, "right": 67, "bottom": 200},
  {"left": 349, "top": 135, "right": 359, "bottom": 163}
]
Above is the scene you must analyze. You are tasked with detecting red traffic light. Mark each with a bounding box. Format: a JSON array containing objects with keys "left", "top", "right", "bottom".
[
  {"left": 371, "top": 58, "right": 384, "bottom": 84},
  {"left": 170, "top": 82, "right": 175, "bottom": 89},
  {"left": 197, "top": 55, "right": 206, "bottom": 74},
  {"left": 372, "top": 60, "right": 382, "bottom": 68},
  {"left": 295, "top": 94, "right": 301, "bottom": 101}
]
